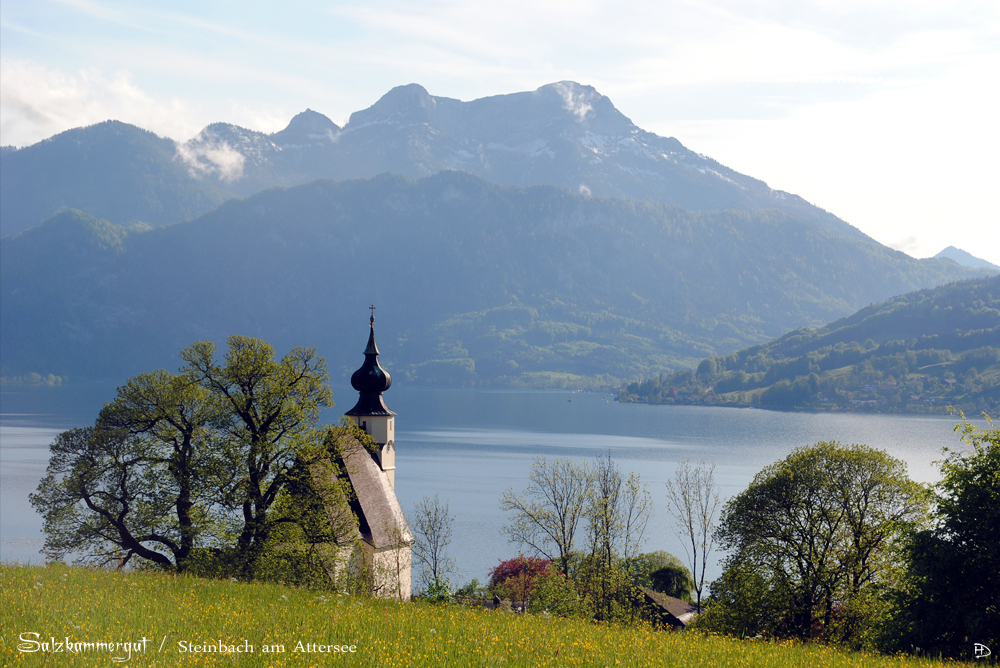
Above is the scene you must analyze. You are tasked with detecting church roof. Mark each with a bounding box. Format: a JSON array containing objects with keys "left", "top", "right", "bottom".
[
  {"left": 345, "top": 311, "right": 396, "bottom": 417},
  {"left": 340, "top": 436, "right": 412, "bottom": 550}
]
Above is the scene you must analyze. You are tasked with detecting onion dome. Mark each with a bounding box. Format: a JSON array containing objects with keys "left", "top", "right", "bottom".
[{"left": 345, "top": 310, "right": 396, "bottom": 417}]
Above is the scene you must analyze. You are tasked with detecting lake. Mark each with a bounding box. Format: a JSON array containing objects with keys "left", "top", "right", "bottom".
[{"left": 0, "top": 382, "right": 982, "bottom": 585}]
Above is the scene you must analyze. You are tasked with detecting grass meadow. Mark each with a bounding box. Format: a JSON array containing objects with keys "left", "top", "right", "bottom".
[{"left": 1, "top": 564, "right": 970, "bottom": 667}]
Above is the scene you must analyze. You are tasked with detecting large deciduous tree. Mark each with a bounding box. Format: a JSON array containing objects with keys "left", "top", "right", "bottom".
[
  {"left": 31, "top": 336, "right": 333, "bottom": 578},
  {"left": 627, "top": 550, "right": 694, "bottom": 600},
  {"left": 95, "top": 369, "right": 222, "bottom": 570},
  {"left": 31, "top": 427, "right": 179, "bottom": 568},
  {"left": 705, "top": 441, "right": 927, "bottom": 643},
  {"left": 887, "top": 416, "right": 999, "bottom": 658},
  {"left": 578, "top": 452, "right": 652, "bottom": 623},
  {"left": 180, "top": 336, "right": 333, "bottom": 575},
  {"left": 586, "top": 452, "right": 651, "bottom": 566}
]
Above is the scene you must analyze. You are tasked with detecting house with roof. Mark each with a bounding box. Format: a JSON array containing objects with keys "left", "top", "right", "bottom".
[{"left": 639, "top": 587, "right": 700, "bottom": 630}]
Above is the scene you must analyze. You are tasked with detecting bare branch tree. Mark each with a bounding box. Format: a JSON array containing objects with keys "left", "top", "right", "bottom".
[
  {"left": 578, "top": 452, "right": 652, "bottom": 623},
  {"left": 587, "top": 451, "right": 651, "bottom": 565},
  {"left": 620, "top": 469, "right": 652, "bottom": 563},
  {"left": 500, "top": 457, "right": 590, "bottom": 575},
  {"left": 663, "top": 460, "right": 720, "bottom": 610},
  {"left": 412, "top": 494, "right": 456, "bottom": 590}
]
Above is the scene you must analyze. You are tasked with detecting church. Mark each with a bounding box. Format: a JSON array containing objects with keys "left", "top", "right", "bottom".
[
  {"left": 327, "top": 309, "right": 413, "bottom": 599},
  {"left": 344, "top": 314, "right": 413, "bottom": 601}
]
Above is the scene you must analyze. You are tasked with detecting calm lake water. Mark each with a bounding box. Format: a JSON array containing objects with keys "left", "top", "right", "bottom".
[{"left": 0, "top": 383, "right": 983, "bottom": 585}]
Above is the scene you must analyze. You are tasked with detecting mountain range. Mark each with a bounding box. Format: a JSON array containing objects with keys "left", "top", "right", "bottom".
[
  {"left": 2, "top": 82, "right": 861, "bottom": 240},
  {"left": 0, "top": 172, "right": 989, "bottom": 386},
  {"left": 3, "top": 81, "right": 996, "bottom": 390}
]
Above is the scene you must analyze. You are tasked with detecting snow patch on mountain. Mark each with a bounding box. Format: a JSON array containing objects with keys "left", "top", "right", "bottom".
[{"left": 487, "top": 139, "right": 553, "bottom": 158}]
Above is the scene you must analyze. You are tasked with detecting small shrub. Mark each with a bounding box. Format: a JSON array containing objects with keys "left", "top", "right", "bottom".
[{"left": 528, "top": 570, "right": 590, "bottom": 618}]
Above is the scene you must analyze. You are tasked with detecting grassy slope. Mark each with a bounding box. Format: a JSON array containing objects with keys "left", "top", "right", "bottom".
[{"left": 1, "top": 565, "right": 967, "bottom": 667}]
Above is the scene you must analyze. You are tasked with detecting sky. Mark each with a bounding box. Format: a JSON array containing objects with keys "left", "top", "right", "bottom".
[{"left": 1, "top": 0, "right": 998, "bottom": 264}]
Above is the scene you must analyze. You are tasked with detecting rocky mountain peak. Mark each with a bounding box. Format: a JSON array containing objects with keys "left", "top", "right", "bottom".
[
  {"left": 533, "top": 81, "right": 634, "bottom": 134},
  {"left": 347, "top": 83, "right": 438, "bottom": 128},
  {"left": 934, "top": 246, "right": 1000, "bottom": 270},
  {"left": 272, "top": 109, "right": 340, "bottom": 145}
]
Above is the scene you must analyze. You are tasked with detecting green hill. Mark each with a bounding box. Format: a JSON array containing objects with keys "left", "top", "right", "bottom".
[
  {"left": 0, "top": 172, "right": 990, "bottom": 386},
  {"left": 619, "top": 275, "right": 1000, "bottom": 413}
]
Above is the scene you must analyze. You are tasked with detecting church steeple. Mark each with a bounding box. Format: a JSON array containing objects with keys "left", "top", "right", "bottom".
[
  {"left": 346, "top": 307, "right": 395, "bottom": 417},
  {"left": 345, "top": 306, "right": 398, "bottom": 488}
]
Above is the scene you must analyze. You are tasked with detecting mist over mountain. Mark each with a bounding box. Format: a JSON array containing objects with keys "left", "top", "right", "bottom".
[
  {"left": 0, "top": 172, "right": 986, "bottom": 386},
  {"left": 2, "top": 82, "right": 860, "bottom": 240}
]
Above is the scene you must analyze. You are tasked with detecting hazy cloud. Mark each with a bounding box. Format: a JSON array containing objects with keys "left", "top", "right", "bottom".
[
  {"left": 175, "top": 134, "right": 245, "bottom": 182},
  {"left": 554, "top": 82, "right": 594, "bottom": 121},
  {"left": 888, "top": 236, "right": 922, "bottom": 256},
  {"left": 0, "top": 59, "right": 196, "bottom": 146}
]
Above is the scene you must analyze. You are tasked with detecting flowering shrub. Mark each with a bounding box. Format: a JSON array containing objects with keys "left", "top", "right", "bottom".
[{"left": 488, "top": 556, "right": 552, "bottom": 600}]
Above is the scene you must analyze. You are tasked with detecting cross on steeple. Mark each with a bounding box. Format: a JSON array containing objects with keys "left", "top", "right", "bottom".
[{"left": 369, "top": 304, "right": 376, "bottom": 327}]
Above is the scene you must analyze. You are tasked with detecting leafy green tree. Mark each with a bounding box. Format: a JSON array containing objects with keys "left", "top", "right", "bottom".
[
  {"left": 95, "top": 369, "right": 222, "bottom": 570},
  {"left": 887, "top": 416, "right": 999, "bottom": 658},
  {"left": 696, "top": 556, "right": 783, "bottom": 638},
  {"left": 31, "top": 370, "right": 224, "bottom": 571},
  {"left": 256, "top": 423, "right": 367, "bottom": 591},
  {"left": 529, "top": 570, "right": 589, "bottom": 618},
  {"left": 31, "top": 336, "right": 333, "bottom": 579},
  {"left": 574, "top": 554, "right": 643, "bottom": 624},
  {"left": 180, "top": 336, "right": 333, "bottom": 576},
  {"left": 651, "top": 564, "right": 695, "bottom": 600},
  {"left": 707, "top": 442, "right": 927, "bottom": 643},
  {"left": 31, "top": 427, "right": 180, "bottom": 568},
  {"left": 627, "top": 550, "right": 693, "bottom": 600}
]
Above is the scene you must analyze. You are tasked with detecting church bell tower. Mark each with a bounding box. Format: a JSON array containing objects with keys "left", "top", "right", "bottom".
[{"left": 345, "top": 306, "right": 397, "bottom": 489}]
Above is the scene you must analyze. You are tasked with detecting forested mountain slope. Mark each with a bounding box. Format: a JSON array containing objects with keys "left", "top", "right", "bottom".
[
  {"left": 620, "top": 276, "right": 1000, "bottom": 413},
  {"left": 0, "top": 121, "right": 233, "bottom": 237},
  {"left": 1, "top": 172, "right": 988, "bottom": 386}
]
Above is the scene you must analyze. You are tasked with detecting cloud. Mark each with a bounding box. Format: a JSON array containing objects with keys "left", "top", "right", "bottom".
[
  {"left": 175, "top": 134, "right": 245, "bottom": 182},
  {"left": 554, "top": 82, "right": 593, "bottom": 121},
  {"left": 887, "top": 236, "right": 922, "bottom": 256},
  {"left": 0, "top": 59, "right": 197, "bottom": 146}
]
